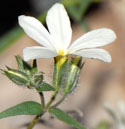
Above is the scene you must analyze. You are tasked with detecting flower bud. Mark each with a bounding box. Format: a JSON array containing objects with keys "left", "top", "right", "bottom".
[
  {"left": 1, "top": 57, "right": 44, "bottom": 90},
  {"left": 58, "top": 61, "right": 80, "bottom": 94},
  {"left": 28, "top": 72, "right": 44, "bottom": 89},
  {"left": 2, "top": 68, "right": 29, "bottom": 86},
  {"left": 53, "top": 56, "right": 83, "bottom": 94},
  {"left": 64, "top": 64, "right": 80, "bottom": 94}
]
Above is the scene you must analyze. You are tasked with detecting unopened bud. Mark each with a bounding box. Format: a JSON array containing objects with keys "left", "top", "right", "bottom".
[
  {"left": 53, "top": 56, "right": 83, "bottom": 94},
  {"left": 2, "top": 68, "right": 29, "bottom": 86},
  {"left": 28, "top": 72, "right": 44, "bottom": 89}
]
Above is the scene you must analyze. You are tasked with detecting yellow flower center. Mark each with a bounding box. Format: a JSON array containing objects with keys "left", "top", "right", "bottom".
[{"left": 58, "top": 49, "right": 68, "bottom": 56}]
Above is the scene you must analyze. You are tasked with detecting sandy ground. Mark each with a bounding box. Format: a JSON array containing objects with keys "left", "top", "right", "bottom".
[{"left": 0, "top": 0, "right": 125, "bottom": 129}]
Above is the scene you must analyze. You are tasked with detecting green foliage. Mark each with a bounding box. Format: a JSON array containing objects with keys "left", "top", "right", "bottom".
[
  {"left": 36, "top": 82, "right": 55, "bottom": 92},
  {"left": 49, "top": 108, "right": 86, "bottom": 129},
  {"left": 66, "top": 0, "right": 92, "bottom": 22},
  {"left": 61, "top": 0, "right": 80, "bottom": 7},
  {"left": 0, "top": 101, "right": 43, "bottom": 119}
]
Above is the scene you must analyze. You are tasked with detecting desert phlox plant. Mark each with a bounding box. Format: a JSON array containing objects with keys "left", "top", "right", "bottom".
[{"left": 0, "top": 3, "right": 116, "bottom": 129}]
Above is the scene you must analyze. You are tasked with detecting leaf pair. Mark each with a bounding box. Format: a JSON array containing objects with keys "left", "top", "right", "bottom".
[{"left": 0, "top": 101, "right": 86, "bottom": 129}]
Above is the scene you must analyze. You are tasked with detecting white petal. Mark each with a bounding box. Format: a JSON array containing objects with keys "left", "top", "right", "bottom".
[
  {"left": 46, "top": 3, "right": 72, "bottom": 50},
  {"left": 71, "top": 48, "right": 112, "bottom": 63},
  {"left": 18, "top": 15, "right": 54, "bottom": 49},
  {"left": 23, "top": 46, "right": 59, "bottom": 61},
  {"left": 69, "top": 28, "right": 116, "bottom": 52}
]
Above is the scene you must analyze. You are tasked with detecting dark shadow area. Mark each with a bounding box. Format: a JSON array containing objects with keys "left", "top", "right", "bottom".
[{"left": 0, "top": 0, "right": 31, "bottom": 36}]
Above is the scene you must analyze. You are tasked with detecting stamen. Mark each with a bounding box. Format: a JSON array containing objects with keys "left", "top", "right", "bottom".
[{"left": 58, "top": 49, "right": 68, "bottom": 56}]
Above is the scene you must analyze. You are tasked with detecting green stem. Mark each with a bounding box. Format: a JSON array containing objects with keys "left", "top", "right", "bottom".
[
  {"left": 45, "top": 91, "right": 58, "bottom": 109},
  {"left": 27, "top": 115, "right": 40, "bottom": 129},
  {"left": 51, "top": 94, "right": 67, "bottom": 108}
]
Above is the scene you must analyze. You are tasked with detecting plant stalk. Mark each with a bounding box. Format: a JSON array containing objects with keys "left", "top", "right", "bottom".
[
  {"left": 27, "top": 115, "right": 40, "bottom": 129},
  {"left": 45, "top": 91, "right": 58, "bottom": 108},
  {"left": 51, "top": 94, "right": 67, "bottom": 108}
]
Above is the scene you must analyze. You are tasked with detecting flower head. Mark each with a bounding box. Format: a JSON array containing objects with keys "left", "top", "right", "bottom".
[{"left": 18, "top": 3, "right": 116, "bottom": 63}]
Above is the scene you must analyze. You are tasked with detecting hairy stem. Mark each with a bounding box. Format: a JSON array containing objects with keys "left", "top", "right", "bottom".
[
  {"left": 51, "top": 94, "right": 67, "bottom": 108},
  {"left": 27, "top": 115, "right": 40, "bottom": 129},
  {"left": 45, "top": 91, "right": 58, "bottom": 109}
]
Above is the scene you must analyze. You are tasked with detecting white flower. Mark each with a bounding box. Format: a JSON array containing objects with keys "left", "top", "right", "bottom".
[{"left": 18, "top": 3, "right": 116, "bottom": 63}]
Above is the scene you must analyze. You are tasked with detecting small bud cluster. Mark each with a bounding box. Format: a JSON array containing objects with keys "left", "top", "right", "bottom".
[{"left": 1, "top": 56, "right": 44, "bottom": 89}]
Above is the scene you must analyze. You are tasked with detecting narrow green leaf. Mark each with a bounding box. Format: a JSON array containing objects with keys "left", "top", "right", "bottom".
[
  {"left": 0, "top": 101, "right": 43, "bottom": 119},
  {"left": 37, "top": 83, "right": 55, "bottom": 92},
  {"left": 49, "top": 108, "right": 86, "bottom": 129}
]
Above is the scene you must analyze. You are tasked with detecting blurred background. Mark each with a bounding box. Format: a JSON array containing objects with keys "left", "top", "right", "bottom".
[{"left": 0, "top": 0, "right": 125, "bottom": 129}]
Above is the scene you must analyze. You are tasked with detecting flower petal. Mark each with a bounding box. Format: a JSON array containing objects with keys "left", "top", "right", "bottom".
[
  {"left": 71, "top": 48, "right": 112, "bottom": 63},
  {"left": 69, "top": 28, "right": 116, "bottom": 52},
  {"left": 46, "top": 3, "right": 72, "bottom": 50},
  {"left": 23, "top": 46, "right": 59, "bottom": 61},
  {"left": 18, "top": 15, "right": 54, "bottom": 49}
]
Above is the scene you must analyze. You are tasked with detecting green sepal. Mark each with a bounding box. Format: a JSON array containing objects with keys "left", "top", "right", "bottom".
[
  {"left": 32, "top": 59, "right": 38, "bottom": 73},
  {"left": 15, "top": 56, "right": 24, "bottom": 71},
  {"left": 53, "top": 56, "right": 68, "bottom": 90},
  {"left": 0, "top": 101, "right": 44, "bottom": 119},
  {"left": 36, "top": 82, "right": 55, "bottom": 92},
  {"left": 15, "top": 56, "right": 32, "bottom": 72},
  {"left": 22, "top": 60, "right": 32, "bottom": 72},
  {"left": 49, "top": 108, "right": 86, "bottom": 129},
  {"left": 29, "top": 72, "right": 44, "bottom": 89},
  {"left": 64, "top": 64, "right": 80, "bottom": 94},
  {"left": 1, "top": 67, "right": 29, "bottom": 86},
  {"left": 54, "top": 59, "right": 81, "bottom": 94},
  {"left": 56, "top": 61, "right": 69, "bottom": 90},
  {"left": 71, "top": 56, "right": 83, "bottom": 69}
]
